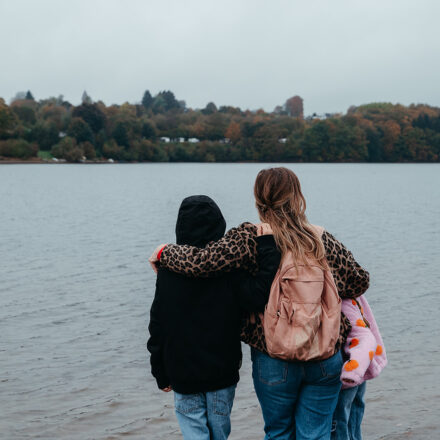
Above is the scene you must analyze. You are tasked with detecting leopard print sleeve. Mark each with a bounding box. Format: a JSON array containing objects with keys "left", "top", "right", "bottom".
[
  {"left": 159, "top": 222, "right": 259, "bottom": 278},
  {"left": 322, "top": 231, "right": 370, "bottom": 299}
]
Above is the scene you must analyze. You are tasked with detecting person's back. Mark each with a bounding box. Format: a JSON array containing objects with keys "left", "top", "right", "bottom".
[{"left": 148, "top": 195, "right": 280, "bottom": 440}]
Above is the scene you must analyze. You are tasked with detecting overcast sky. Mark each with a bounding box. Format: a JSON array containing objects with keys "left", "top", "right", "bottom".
[{"left": 1, "top": 0, "right": 439, "bottom": 114}]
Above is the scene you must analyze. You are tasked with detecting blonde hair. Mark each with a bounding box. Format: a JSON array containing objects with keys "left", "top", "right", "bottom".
[{"left": 254, "top": 167, "right": 326, "bottom": 267}]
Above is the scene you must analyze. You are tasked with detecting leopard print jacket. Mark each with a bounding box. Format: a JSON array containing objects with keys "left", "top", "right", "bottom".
[
  {"left": 159, "top": 224, "right": 370, "bottom": 355},
  {"left": 160, "top": 222, "right": 259, "bottom": 277}
]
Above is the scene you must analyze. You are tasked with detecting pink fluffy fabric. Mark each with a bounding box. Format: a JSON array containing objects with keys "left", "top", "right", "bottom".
[{"left": 340, "top": 296, "right": 387, "bottom": 389}]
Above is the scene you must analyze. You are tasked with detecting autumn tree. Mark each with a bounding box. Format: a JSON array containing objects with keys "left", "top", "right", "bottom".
[
  {"left": 285, "top": 95, "right": 304, "bottom": 119},
  {"left": 0, "top": 99, "right": 18, "bottom": 139},
  {"left": 225, "top": 121, "right": 241, "bottom": 143}
]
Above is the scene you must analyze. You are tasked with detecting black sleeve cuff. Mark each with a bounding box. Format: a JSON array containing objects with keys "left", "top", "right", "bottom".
[
  {"left": 256, "top": 235, "right": 276, "bottom": 248},
  {"left": 155, "top": 373, "right": 170, "bottom": 390}
]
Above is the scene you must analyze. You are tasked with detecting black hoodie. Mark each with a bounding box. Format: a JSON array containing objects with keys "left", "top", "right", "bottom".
[{"left": 147, "top": 195, "right": 280, "bottom": 394}]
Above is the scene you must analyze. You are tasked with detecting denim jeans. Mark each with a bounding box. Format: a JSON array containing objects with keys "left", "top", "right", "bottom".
[
  {"left": 251, "top": 348, "right": 343, "bottom": 440},
  {"left": 174, "top": 384, "right": 236, "bottom": 440},
  {"left": 331, "top": 382, "right": 366, "bottom": 440}
]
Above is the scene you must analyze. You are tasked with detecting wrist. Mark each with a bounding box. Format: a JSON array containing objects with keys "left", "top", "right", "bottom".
[{"left": 157, "top": 245, "right": 166, "bottom": 261}]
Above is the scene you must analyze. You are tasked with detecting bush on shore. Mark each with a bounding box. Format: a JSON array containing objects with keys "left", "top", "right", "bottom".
[{"left": 0, "top": 139, "right": 38, "bottom": 159}]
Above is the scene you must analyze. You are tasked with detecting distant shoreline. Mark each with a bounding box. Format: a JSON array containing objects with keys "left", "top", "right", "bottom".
[{"left": 1, "top": 159, "right": 439, "bottom": 165}]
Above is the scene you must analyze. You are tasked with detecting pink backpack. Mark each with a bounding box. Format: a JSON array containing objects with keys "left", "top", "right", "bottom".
[{"left": 262, "top": 225, "right": 341, "bottom": 361}]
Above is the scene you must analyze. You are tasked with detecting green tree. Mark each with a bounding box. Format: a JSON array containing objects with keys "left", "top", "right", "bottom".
[
  {"left": 51, "top": 136, "right": 82, "bottom": 161},
  {"left": 152, "top": 91, "right": 181, "bottom": 113},
  {"left": 27, "top": 122, "right": 59, "bottom": 150},
  {"left": 102, "top": 139, "right": 124, "bottom": 160},
  {"left": 0, "top": 139, "right": 38, "bottom": 159},
  {"left": 141, "top": 120, "right": 156, "bottom": 139},
  {"left": 0, "top": 99, "right": 18, "bottom": 139},
  {"left": 142, "top": 90, "right": 153, "bottom": 109},
  {"left": 72, "top": 103, "right": 106, "bottom": 132},
  {"left": 81, "top": 91, "right": 92, "bottom": 104},
  {"left": 202, "top": 102, "right": 217, "bottom": 115},
  {"left": 112, "top": 122, "right": 130, "bottom": 148},
  {"left": 12, "top": 105, "right": 36, "bottom": 125},
  {"left": 67, "top": 118, "right": 94, "bottom": 144}
]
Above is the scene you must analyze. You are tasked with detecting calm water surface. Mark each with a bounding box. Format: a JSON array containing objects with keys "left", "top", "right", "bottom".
[{"left": 1, "top": 163, "right": 439, "bottom": 439}]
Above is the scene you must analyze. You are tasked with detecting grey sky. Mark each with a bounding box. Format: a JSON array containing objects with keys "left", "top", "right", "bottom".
[{"left": 1, "top": 0, "right": 439, "bottom": 115}]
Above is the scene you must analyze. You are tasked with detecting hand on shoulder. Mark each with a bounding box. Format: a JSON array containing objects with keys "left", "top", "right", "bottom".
[
  {"left": 148, "top": 243, "right": 167, "bottom": 273},
  {"left": 255, "top": 223, "right": 273, "bottom": 237}
]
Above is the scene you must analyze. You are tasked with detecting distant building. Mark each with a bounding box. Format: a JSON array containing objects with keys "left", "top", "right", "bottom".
[
  {"left": 278, "top": 138, "right": 287, "bottom": 144},
  {"left": 188, "top": 138, "right": 200, "bottom": 143},
  {"left": 178, "top": 137, "right": 185, "bottom": 143},
  {"left": 160, "top": 137, "right": 171, "bottom": 143},
  {"left": 58, "top": 131, "right": 67, "bottom": 138},
  {"left": 306, "top": 113, "right": 335, "bottom": 121}
]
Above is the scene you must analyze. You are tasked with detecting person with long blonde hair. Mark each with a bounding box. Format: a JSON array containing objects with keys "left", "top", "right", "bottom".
[{"left": 149, "top": 167, "right": 370, "bottom": 439}]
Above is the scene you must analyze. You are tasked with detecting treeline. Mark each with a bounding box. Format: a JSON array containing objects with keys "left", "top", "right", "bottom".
[{"left": 0, "top": 90, "right": 439, "bottom": 162}]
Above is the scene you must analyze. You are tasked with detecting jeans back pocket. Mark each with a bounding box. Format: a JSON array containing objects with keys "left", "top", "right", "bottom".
[
  {"left": 213, "top": 385, "right": 236, "bottom": 416},
  {"left": 174, "top": 392, "right": 204, "bottom": 415},
  {"left": 254, "top": 350, "right": 288, "bottom": 386},
  {"left": 319, "top": 350, "right": 343, "bottom": 379}
]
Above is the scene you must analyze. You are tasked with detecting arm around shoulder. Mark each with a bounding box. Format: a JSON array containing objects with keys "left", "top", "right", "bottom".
[{"left": 159, "top": 222, "right": 259, "bottom": 277}]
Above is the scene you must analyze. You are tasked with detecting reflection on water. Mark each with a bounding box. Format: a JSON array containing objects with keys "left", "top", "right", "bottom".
[{"left": 1, "top": 163, "right": 439, "bottom": 439}]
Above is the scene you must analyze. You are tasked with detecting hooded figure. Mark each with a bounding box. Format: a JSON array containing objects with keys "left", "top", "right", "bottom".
[
  {"left": 147, "top": 195, "right": 281, "bottom": 394},
  {"left": 175, "top": 195, "right": 226, "bottom": 248}
]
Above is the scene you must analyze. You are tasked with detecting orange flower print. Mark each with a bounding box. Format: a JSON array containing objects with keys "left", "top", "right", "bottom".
[
  {"left": 344, "top": 360, "right": 359, "bottom": 371},
  {"left": 376, "top": 345, "right": 383, "bottom": 355},
  {"left": 349, "top": 338, "right": 359, "bottom": 348},
  {"left": 351, "top": 299, "right": 357, "bottom": 306},
  {"left": 356, "top": 319, "right": 366, "bottom": 327},
  {"left": 369, "top": 351, "right": 374, "bottom": 360}
]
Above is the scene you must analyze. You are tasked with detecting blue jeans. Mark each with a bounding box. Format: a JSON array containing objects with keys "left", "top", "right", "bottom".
[
  {"left": 174, "top": 384, "right": 236, "bottom": 440},
  {"left": 331, "top": 382, "right": 366, "bottom": 440},
  {"left": 251, "top": 348, "right": 343, "bottom": 440}
]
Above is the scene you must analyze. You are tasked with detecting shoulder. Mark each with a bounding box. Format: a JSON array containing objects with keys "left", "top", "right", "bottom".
[
  {"left": 310, "top": 224, "right": 325, "bottom": 236},
  {"left": 156, "top": 266, "right": 188, "bottom": 285}
]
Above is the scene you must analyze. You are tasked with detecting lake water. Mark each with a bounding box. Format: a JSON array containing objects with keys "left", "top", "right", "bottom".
[{"left": 1, "top": 163, "right": 439, "bottom": 439}]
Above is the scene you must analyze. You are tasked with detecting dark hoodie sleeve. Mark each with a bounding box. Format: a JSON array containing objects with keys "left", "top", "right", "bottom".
[
  {"left": 147, "top": 271, "right": 170, "bottom": 390},
  {"left": 159, "top": 222, "right": 259, "bottom": 278},
  {"left": 232, "top": 235, "right": 281, "bottom": 313}
]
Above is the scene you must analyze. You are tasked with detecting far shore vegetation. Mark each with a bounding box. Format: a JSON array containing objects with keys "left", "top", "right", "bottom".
[{"left": 1, "top": 90, "right": 439, "bottom": 163}]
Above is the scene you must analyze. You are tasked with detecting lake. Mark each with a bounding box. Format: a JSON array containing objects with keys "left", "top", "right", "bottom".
[{"left": 1, "top": 163, "right": 439, "bottom": 439}]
